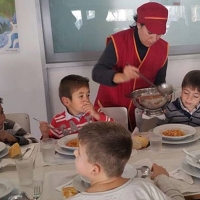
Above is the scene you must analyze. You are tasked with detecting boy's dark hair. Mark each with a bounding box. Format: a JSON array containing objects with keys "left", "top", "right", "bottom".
[
  {"left": 0, "top": 98, "right": 2, "bottom": 104},
  {"left": 59, "top": 75, "right": 89, "bottom": 101},
  {"left": 78, "top": 121, "right": 132, "bottom": 177},
  {"left": 182, "top": 70, "right": 200, "bottom": 92}
]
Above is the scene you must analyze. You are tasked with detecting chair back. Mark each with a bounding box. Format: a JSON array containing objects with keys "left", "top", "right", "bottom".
[
  {"left": 100, "top": 107, "right": 128, "bottom": 129},
  {"left": 5, "top": 113, "right": 31, "bottom": 133}
]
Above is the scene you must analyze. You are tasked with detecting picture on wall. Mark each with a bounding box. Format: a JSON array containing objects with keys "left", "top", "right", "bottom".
[{"left": 0, "top": 0, "right": 19, "bottom": 53}]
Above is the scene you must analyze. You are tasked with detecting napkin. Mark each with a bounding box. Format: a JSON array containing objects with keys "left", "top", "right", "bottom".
[
  {"left": 169, "top": 168, "right": 193, "bottom": 184},
  {"left": 0, "top": 158, "right": 15, "bottom": 169},
  {"left": 21, "top": 145, "right": 35, "bottom": 159},
  {"left": 55, "top": 174, "right": 77, "bottom": 191},
  {"left": 132, "top": 158, "right": 153, "bottom": 169},
  {"left": 142, "top": 113, "right": 166, "bottom": 120}
]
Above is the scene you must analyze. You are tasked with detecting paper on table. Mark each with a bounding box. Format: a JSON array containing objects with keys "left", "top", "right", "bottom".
[
  {"left": 142, "top": 113, "right": 165, "bottom": 120},
  {"left": 21, "top": 145, "right": 35, "bottom": 159},
  {"left": 0, "top": 158, "right": 15, "bottom": 169},
  {"left": 42, "top": 170, "right": 77, "bottom": 200},
  {"left": 169, "top": 168, "right": 193, "bottom": 184},
  {"left": 55, "top": 174, "right": 77, "bottom": 192},
  {"left": 132, "top": 158, "right": 153, "bottom": 169}
]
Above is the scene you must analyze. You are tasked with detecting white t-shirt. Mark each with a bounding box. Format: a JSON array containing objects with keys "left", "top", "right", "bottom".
[{"left": 69, "top": 176, "right": 184, "bottom": 200}]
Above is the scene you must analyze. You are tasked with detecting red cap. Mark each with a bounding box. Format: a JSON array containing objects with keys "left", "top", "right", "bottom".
[{"left": 137, "top": 2, "right": 168, "bottom": 35}]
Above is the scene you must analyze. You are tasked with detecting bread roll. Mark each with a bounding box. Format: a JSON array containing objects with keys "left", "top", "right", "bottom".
[
  {"left": 9, "top": 143, "right": 22, "bottom": 158},
  {"left": 62, "top": 186, "right": 78, "bottom": 199},
  {"left": 132, "top": 136, "right": 149, "bottom": 150}
]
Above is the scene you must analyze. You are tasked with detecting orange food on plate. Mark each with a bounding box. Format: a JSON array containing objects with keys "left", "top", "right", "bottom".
[
  {"left": 162, "top": 129, "right": 185, "bottom": 137},
  {"left": 66, "top": 138, "right": 79, "bottom": 147},
  {"left": 62, "top": 186, "right": 78, "bottom": 199}
]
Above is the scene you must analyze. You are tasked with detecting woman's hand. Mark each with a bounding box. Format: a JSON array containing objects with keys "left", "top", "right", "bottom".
[
  {"left": 113, "top": 64, "right": 139, "bottom": 83},
  {"left": 150, "top": 163, "right": 169, "bottom": 180}
]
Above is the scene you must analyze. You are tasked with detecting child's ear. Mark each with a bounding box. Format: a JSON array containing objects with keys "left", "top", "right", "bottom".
[
  {"left": 92, "top": 164, "right": 101, "bottom": 175},
  {"left": 61, "top": 97, "right": 70, "bottom": 106}
]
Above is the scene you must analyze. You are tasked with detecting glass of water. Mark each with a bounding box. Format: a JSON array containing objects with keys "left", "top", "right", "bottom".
[
  {"left": 148, "top": 129, "right": 162, "bottom": 151},
  {"left": 40, "top": 138, "right": 55, "bottom": 162}
]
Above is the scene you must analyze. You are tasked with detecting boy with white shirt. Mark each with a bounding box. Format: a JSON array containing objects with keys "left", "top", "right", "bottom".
[
  {"left": 70, "top": 121, "right": 184, "bottom": 200},
  {"left": 164, "top": 70, "right": 200, "bottom": 126},
  {"left": 39, "top": 75, "right": 113, "bottom": 139}
]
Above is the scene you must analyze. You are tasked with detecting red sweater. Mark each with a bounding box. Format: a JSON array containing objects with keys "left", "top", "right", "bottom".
[{"left": 49, "top": 109, "right": 114, "bottom": 139}]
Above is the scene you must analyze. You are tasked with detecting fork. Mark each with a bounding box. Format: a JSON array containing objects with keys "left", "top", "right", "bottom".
[{"left": 33, "top": 185, "right": 41, "bottom": 200}]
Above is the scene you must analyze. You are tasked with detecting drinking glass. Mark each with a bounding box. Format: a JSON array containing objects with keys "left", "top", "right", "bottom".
[
  {"left": 148, "top": 129, "right": 162, "bottom": 151},
  {"left": 40, "top": 138, "right": 55, "bottom": 162},
  {"left": 15, "top": 157, "right": 33, "bottom": 185}
]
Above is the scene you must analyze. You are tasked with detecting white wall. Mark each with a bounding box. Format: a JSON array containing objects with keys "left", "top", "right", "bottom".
[
  {"left": 47, "top": 54, "right": 200, "bottom": 117},
  {"left": 1, "top": 0, "right": 200, "bottom": 141},
  {"left": 0, "top": 0, "right": 47, "bottom": 140}
]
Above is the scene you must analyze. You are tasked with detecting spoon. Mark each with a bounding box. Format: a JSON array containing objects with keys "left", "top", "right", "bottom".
[
  {"left": 136, "top": 71, "right": 166, "bottom": 97},
  {"left": 17, "top": 147, "right": 31, "bottom": 160},
  {"left": 137, "top": 166, "right": 151, "bottom": 178},
  {"left": 182, "top": 149, "right": 200, "bottom": 164},
  {"left": 33, "top": 118, "right": 62, "bottom": 132}
]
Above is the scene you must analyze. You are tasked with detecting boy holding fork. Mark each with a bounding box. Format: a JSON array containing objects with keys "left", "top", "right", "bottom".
[{"left": 39, "top": 75, "right": 114, "bottom": 139}]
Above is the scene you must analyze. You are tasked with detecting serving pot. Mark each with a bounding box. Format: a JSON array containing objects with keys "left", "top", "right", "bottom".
[{"left": 128, "top": 87, "right": 173, "bottom": 116}]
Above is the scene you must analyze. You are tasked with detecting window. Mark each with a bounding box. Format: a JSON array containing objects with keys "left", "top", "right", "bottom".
[{"left": 40, "top": 0, "right": 200, "bottom": 63}]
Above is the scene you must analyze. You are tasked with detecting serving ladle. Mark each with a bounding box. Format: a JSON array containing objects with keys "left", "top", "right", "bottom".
[
  {"left": 136, "top": 71, "right": 173, "bottom": 97},
  {"left": 137, "top": 166, "right": 151, "bottom": 178}
]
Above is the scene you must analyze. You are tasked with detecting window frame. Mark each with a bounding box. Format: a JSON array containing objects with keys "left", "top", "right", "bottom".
[{"left": 40, "top": 0, "right": 200, "bottom": 64}]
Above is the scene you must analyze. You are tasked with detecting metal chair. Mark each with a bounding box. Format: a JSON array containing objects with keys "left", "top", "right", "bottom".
[
  {"left": 5, "top": 113, "right": 31, "bottom": 133},
  {"left": 100, "top": 107, "right": 128, "bottom": 129}
]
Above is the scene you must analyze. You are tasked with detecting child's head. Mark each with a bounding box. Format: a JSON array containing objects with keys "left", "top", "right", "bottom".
[
  {"left": 74, "top": 121, "right": 132, "bottom": 179},
  {"left": 0, "top": 98, "right": 5, "bottom": 130},
  {"left": 181, "top": 70, "right": 200, "bottom": 111},
  {"left": 58, "top": 75, "right": 90, "bottom": 114}
]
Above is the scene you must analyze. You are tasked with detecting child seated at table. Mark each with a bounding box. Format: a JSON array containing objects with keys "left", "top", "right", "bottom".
[
  {"left": 0, "top": 98, "right": 38, "bottom": 146},
  {"left": 39, "top": 75, "right": 114, "bottom": 139},
  {"left": 71, "top": 121, "right": 184, "bottom": 200},
  {"left": 164, "top": 70, "right": 200, "bottom": 126}
]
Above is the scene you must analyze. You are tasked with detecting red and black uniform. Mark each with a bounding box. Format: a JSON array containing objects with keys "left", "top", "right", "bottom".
[{"left": 93, "top": 28, "right": 168, "bottom": 131}]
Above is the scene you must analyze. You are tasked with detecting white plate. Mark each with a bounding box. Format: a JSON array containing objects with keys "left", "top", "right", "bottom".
[
  {"left": 153, "top": 124, "right": 196, "bottom": 141},
  {"left": 162, "top": 131, "right": 200, "bottom": 144},
  {"left": 185, "top": 150, "right": 200, "bottom": 170},
  {"left": 0, "top": 146, "right": 9, "bottom": 158},
  {"left": 75, "top": 164, "right": 137, "bottom": 191},
  {"left": 57, "top": 134, "right": 78, "bottom": 150},
  {"left": 0, "top": 142, "right": 6, "bottom": 153},
  {"left": 0, "top": 178, "right": 14, "bottom": 198},
  {"left": 55, "top": 144, "right": 75, "bottom": 156},
  {"left": 181, "top": 159, "right": 200, "bottom": 179}
]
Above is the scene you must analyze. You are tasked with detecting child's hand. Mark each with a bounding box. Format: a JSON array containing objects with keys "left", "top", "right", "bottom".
[
  {"left": 150, "top": 163, "right": 169, "bottom": 180},
  {"left": 39, "top": 121, "right": 50, "bottom": 139},
  {"left": 0, "top": 130, "right": 17, "bottom": 143},
  {"left": 82, "top": 101, "right": 100, "bottom": 120}
]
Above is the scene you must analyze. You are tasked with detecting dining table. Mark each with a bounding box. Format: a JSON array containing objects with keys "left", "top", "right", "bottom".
[{"left": 1, "top": 126, "right": 200, "bottom": 200}]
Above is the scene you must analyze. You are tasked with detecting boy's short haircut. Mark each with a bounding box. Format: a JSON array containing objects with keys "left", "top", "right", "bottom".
[
  {"left": 182, "top": 70, "right": 200, "bottom": 93},
  {"left": 78, "top": 121, "right": 132, "bottom": 177},
  {"left": 59, "top": 75, "right": 89, "bottom": 100},
  {"left": 0, "top": 98, "right": 2, "bottom": 104}
]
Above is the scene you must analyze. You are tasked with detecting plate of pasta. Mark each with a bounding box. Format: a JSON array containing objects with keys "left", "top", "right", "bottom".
[
  {"left": 57, "top": 133, "right": 79, "bottom": 150},
  {"left": 153, "top": 124, "right": 196, "bottom": 141}
]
